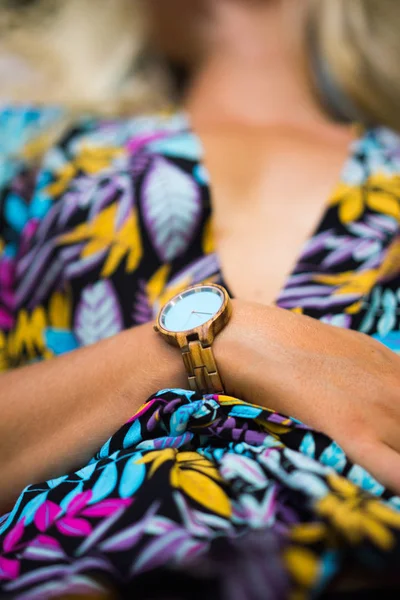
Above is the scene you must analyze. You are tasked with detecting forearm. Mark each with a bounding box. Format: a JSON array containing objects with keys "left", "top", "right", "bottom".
[{"left": 0, "top": 323, "right": 186, "bottom": 511}]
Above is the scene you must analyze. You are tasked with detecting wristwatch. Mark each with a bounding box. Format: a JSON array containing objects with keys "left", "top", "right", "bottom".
[{"left": 154, "top": 283, "right": 232, "bottom": 395}]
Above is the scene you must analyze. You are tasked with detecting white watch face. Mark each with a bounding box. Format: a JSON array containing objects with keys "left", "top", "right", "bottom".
[{"left": 160, "top": 285, "right": 224, "bottom": 333}]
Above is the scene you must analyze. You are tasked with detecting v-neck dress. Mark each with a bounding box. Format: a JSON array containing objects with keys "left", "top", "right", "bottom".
[{"left": 1, "top": 108, "right": 400, "bottom": 599}]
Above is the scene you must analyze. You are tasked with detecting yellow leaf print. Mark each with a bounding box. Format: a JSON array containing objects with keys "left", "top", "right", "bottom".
[
  {"left": 377, "top": 237, "right": 400, "bottom": 282},
  {"left": 176, "top": 452, "right": 222, "bottom": 482},
  {"left": 330, "top": 183, "right": 364, "bottom": 223},
  {"left": 316, "top": 475, "right": 400, "bottom": 551},
  {"left": 49, "top": 290, "right": 72, "bottom": 329},
  {"left": 365, "top": 500, "right": 400, "bottom": 528},
  {"left": 340, "top": 188, "right": 364, "bottom": 224},
  {"left": 146, "top": 265, "right": 171, "bottom": 306},
  {"left": 289, "top": 523, "right": 327, "bottom": 545},
  {"left": 367, "top": 190, "right": 400, "bottom": 220},
  {"left": 368, "top": 173, "right": 400, "bottom": 199},
  {"left": 327, "top": 474, "right": 359, "bottom": 497},
  {"left": 345, "top": 300, "right": 364, "bottom": 315},
  {"left": 202, "top": 217, "right": 216, "bottom": 255},
  {"left": 174, "top": 468, "right": 231, "bottom": 518},
  {"left": 74, "top": 145, "right": 124, "bottom": 175},
  {"left": 46, "top": 163, "right": 76, "bottom": 198},
  {"left": 331, "top": 173, "right": 400, "bottom": 225},
  {"left": 137, "top": 449, "right": 231, "bottom": 517},
  {"left": 0, "top": 331, "right": 8, "bottom": 372},
  {"left": 146, "top": 449, "right": 176, "bottom": 478},
  {"left": 314, "top": 269, "right": 378, "bottom": 297},
  {"left": 59, "top": 204, "right": 142, "bottom": 277},
  {"left": 6, "top": 307, "right": 47, "bottom": 362},
  {"left": 284, "top": 546, "right": 319, "bottom": 588},
  {"left": 45, "top": 145, "right": 125, "bottom": 198}
]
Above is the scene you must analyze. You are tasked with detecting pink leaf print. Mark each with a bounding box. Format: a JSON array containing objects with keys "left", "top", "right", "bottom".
[
  {"left": 56, "top": 517, "right": 92, "bottom": 537},
  {"left": 3, "top": 518, "right": 25, "bottom": 553},
  {"left": 66, "top": 490, "right": 93, "bottom": 516},
  {"left": 34, "top": 535, "right": 61, "bottom": 549},
  {"left": 34, "top": 501, "right": 61, "bottom": 533},
  {"left": 0, "top": 556, "right": 20, "bottom": 580},
  {"left": 82, "top": 498, "right": 132, "bottom": 518}
]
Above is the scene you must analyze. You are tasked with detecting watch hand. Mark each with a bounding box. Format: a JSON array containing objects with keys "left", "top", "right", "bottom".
[
  {"left": 183, "top": 311, "right": 194, "bottom": 330},
  {"left": 192, "top": 311, "right": 213, "bottom": 316}
]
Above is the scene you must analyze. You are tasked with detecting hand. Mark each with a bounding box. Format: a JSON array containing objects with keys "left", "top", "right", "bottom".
[{"left": 215, "top": 300, "right": 400, "bottom": 494}]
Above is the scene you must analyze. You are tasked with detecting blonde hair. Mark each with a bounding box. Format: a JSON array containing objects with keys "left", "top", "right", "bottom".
[
  {"left": 309, "top": 0, "right": 400, "bottom": 131},
  {"left": 0, "top": 0, "right": 171, "bottom": 116}
]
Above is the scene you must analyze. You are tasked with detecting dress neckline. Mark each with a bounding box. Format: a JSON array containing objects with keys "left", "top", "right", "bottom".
[{"left": 205, "top": 126, "right": 361, "bottom": 307}]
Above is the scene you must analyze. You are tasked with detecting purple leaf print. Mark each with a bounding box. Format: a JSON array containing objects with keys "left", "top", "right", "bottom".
[
  {"left": 322, "top": 243, "right": 358, "bottom": 268},
  {"left": 143, "top": 157, "right": 202, "bottom": 262},
  {"left": 81, "top": 498, "right": 132, "bottom": 518},
  {"left": 131, "top": 529, "right": 192, "bottom": 575},
  {"left": 75, "top": 506, "right": 128, "bottom": 557},
  {"left": 2, "top": 518, "right": 25, "bottom": 553},
  {"left": 56, "top": 517, "right": 92, "bottom": 537},
  {"left": 99, "top": 502, "right": 159, "bottom": 553},
  {"left": 220, "top": 454, "right": 267, "bottom": 490},
  {"left": 75, "top": 280, "right": 123, "bottom": 345},
  {"left": 0, "top": 556, "right": 20, "bottom": 580},
  {"left": 300, "top": 230, "right": 334, "bottom": 260},
  {"left": 113, "top": 175, "right": 134, "bottom": 230},
  {"left": 99, "top": 519, "right": 147, "bottom": 553},
  {"left": 34, "top": 501, "right": 61, "bottom": 533},
  {"left": 87, "top": 179, "right": 119, "bottom": 221},
  {"left": 132, "top": 279, "right": 153, "bottom": 325}
]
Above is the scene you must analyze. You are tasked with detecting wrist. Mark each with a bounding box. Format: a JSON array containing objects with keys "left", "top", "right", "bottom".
[
  {"left": 213, "top": 299, "right": 249, "bottom": 397},
  {"left": 123, "top": 322, "right": 188, "bottom": 401}
]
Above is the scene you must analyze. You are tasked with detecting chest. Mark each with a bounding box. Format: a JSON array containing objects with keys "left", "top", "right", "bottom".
[{"left": 202, "top": 128, "right": 353, "bottom": 304}]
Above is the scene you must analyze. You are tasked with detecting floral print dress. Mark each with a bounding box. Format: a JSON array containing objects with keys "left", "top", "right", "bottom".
[{"left": 1, "top": 107, "right": 400, "bottom": 599}]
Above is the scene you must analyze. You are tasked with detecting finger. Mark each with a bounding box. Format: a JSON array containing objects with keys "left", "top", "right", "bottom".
[{"left": 347, "top": 438, "right": 400, "bottom": 496}]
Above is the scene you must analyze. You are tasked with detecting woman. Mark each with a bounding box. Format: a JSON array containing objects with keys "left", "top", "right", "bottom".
[{"left": 1, "top": 0, "right": 400, "bottom": 597}]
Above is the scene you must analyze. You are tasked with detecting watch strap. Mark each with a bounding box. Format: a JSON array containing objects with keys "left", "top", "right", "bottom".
[{"left": 181, "top": 340, "right": 224, "bottom": 395}]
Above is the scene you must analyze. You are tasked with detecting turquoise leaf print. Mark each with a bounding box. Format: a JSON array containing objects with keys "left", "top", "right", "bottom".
[
  {"left": 4, "top": 193, "right": 29, "bottom": 233},
  {"left": 44, "top": 329, "right": 79, "bottom": 356},
  {"left": 373, "top": 331, "right": 400, "bottom": 354},
  {"left": 143, "top": 157, "right": 202, "bottom": 262},
  {"left": 118, "top": 456, "right": 146, "bottom": 499},
  {"left": 156, "top": 388, "right": 196, "bottom": 401},
  {"left": 75, "top": 462, "right": 97, "bottom": 481},
  {"left": 123, "top": 419, "right": 142, "bottom": 449},
  {"left": 377, "top": 289, "right": 397, "bottom": 338},
  {"left": 60, "top": 483, "right": 84, "bottom": 513},
  {"left": 19, "top": 492, "right": 49, "bottom": 526},
  {"left": 147, "top": 133, "right": 202, "bottom": 161},
  {"left": 89, "top": 462, "right": 118, "bottom": 504},
  {"left": 347, "top": 465, "right": 384, "bottom": 497},
  {"left": 319, "top": 442, "right": 346, "bottom": 473},
  {"left": 299, "top": 432, "right": 316, "bottom": 459},
  {"left": 193, "top": 164, "right": 209, "bottom": 185},
  {"left": 229, "top": 405, "right": 263, "bottom": 419},
  {"left": 359, "top": 287, "right": 382, "bottom": 334}
]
